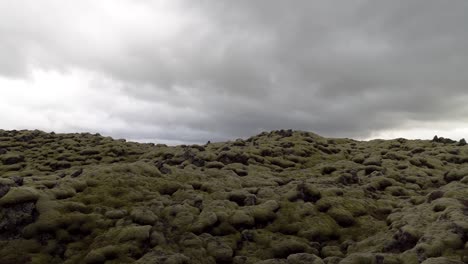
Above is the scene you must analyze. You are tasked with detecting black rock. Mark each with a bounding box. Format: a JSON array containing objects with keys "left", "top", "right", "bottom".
[
  {"left": 71, "top": 168, "right": 83, "bottom": 178},
  {"left": 11, "top": 176, "right": 23, "bottom": 186}
]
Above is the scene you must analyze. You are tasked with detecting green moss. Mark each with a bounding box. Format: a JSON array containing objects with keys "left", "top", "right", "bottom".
[
  {"left": 229, "top": 210, "right": 255, "bottom": 227},
  {"left": 1, "top": 153, "right": 25, "bottom": 165},
  {"left": 205, "top": 161, "right": 224, "bottom": 169},
  {"left": 190, "top": 211, "right": 218, "bottom": 234},
  {"left": 444, "top": 168, "right": 468, "bottom": 182},
  {"left": 0, "top": 239, "right": 41, "bottom": 263},
  {"left": 62, "top": 201, "right": 91, "bottom": 213},
  {"left": 363, "top": 156, "right": 382, "bottom": 166},
  {"left": 0, "top": 187, "right": 39, "bottom": 206},
  {"left": 105, "top": 209, "right": 127, "bottom": 219},
  {"left": 338, "top": 253, "right": 374, "bottom": 264},
  {"left": 270, "top": 238, "right": 309, "bottom": 258},
  {"left": 298, "top": 214, "right": 340, "bottom": 241},
  {"left": 51, "top": 186, "right": 76, "bottom": 199},
  {"left": 117, "top": 225, "right": 152, "bottom": 242},
  {"left": 286, "top": 253, "right": 324, "bottom": 264},
  {"left": 206, "top": 239, "right": 233, "bottom": 262},
  {"left": 248, "top": 200, "right": 280, "bottom": 223},
  {"left": 267, "top": 157, "right": 296, "bottom": 168},
  {"left": 327, "top": 207, "right": 355, "bottom": 227},
  {"left": 69, "top": 180, "right": 88, "bottom": 192},
  {"left": 1, "top": 130, "right": 468, "bottom": 262},
  {"left": 130, "top": 208, "right": 158, "bottom": 225},
  {"left": 321, "top": 246, "right": 344, "bottom": 258},
  {"left": 267, "top": 202, "right": 303, "bottom": 234},
  {"left": 158, "top": 181, "right": 183, "bottom": 195},
  {"left": 84, "top": 245, "right": 119, "bottom": 264}
]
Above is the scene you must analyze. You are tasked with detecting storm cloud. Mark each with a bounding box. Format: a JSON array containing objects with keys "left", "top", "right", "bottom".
[{"left": 1, "top": 0, "right": 468, "bottom": 144}]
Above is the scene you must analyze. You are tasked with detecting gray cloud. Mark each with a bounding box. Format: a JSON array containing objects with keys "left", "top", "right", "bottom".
[{"left": 1, "top": 0, "right": 468, "bottom": 143}]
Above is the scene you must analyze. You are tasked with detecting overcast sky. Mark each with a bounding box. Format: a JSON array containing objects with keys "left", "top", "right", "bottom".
[{"left": 1, "top": 0, "right": 468, "bottom": 144}]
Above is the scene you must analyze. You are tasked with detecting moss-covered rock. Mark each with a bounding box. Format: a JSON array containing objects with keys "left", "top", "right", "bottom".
[
  {"left": 444, "top": 168, "right": 468, "bottom": 182},
  {"left": 0, "top": 129, "right": 467, "bottom": 262},
  {"left": 117, "top": 225, "right": 151, "bottom": 242},
  {"left": 271, "top": 238, "right": 309, "bottom": 258},
  {"left": 206, "top": 239, "right": 234, "bottom": 262},
  {"left": 1, "top": 153, "right": 25, "bottom": 165},
  {"left": 287, "top": 253, "right": 324, "bottom": 264},
  {"left": 83, "top": 245, "right": 119, "bottom": 264},
  {"left": 191, "top": 210, "right": 218, "bottom": 234},
  {"left": 105, "top": 209, "right": 127, "bottom": 219},
  {"left": 130, "top": 209, "right": 158, "bottom": 225},
  {"left": 229, "top": 210, "right": 255, "bottom": 227},
  {"left": 327, "top": 207, "right": 355, "bottom": 227},
  {"left": 420, "top": 257, "right": 464, "bottom": 264},
  {"left": 0, "top": 187, "right": 39, "bottom": 206}
]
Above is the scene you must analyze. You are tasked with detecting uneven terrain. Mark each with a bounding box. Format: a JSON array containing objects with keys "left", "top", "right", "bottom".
[{"left": 0, "top": 129, "right": 467, "bottom": 264}]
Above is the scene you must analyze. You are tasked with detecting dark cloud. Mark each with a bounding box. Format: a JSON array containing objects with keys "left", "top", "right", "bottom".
[{"left": 1, "top": 0, "right": 468, "bottom": 143}]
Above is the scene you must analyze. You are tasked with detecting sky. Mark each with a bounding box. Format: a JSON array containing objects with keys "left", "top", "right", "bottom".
[{"left": 1, "top": 0, "right": 468, "bottom": 144}]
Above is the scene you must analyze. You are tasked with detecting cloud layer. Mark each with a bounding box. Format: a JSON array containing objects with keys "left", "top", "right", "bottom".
[{"left": 1, "top": 0, "right": 468, "bottom": 143}]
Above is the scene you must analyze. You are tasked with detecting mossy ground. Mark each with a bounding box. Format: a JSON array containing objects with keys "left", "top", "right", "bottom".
[{"left": 0, "top": 129, "right": 467, "bottom": 263}]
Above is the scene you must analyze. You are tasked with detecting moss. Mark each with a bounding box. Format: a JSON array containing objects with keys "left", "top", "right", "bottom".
[
  {"left": 229, "top": 210, "right": 255, "bottom": 227},
  {"left": 338, "top": 253, "right": 375, "bottom": 264},
  {"left": 267, "top": 201, "right": 303, "bottom": 234},
  {"left": 321, "top": 246, "right": 344, "bottom": 258},
  {"left": 39, "top": 180, "right": 58, "bottom": 188},
  {"left": 158, "top": 182, "right": 183, "bottom": 195},
  {"left": 298, "top": 214, "right": 339, "bottom": 241},
  {"left": 444, "top": 168, "right": 468, "bottom": 182},
  {"left": 62, "top": 201, "right": 91, "bottom": 213},
  {"left": 149, "top": 231, "right": 167, "bottom": 247},
  {"left": 84, "top": 245, "right": 119, "bottom": 264},
  {"left": 190, "top": 211, "right": 218, "bottom": 234},
  {"left": 69, "top": 180, "right": 88, "bottom": 192},
  {"left": 385, "top": 186, "right": 409, "bottom": 196},
  {"left": 0, "top": 177, "right": 15, "bottom": 186},
  {"left": 0, "top": 239, "right": 41, "bottom": 264},
  {"left": 79, "top": 148, "right": 101, "bottom": 156},
  {"left": 49, "top": 160, "right": 71, "bottom": 170},
  {"left": 0, "top": 187, "right": 39, "bottom": 206},
  {"left": 117, "top": 225, "right": 151, "bottom": 242},
  {"left": 270, "top": 238, "right": 309, "bottom": 258},
  {"left": 249, "top": 200, "right": 280, "bottom": 224},
  {"left": 228, "top": 190, "right": 250, "bottom": 205},
  {"left": 327, "top": 207, "right": 355, "bottom": 227},
  {"left": 105, "top": 209, "right": 127, "bottom": 219},
  {"left": 206, "top": 239, "right": 234, "bottom": 262},
  {"left": 316, "top": 197, "right": 367, "bottom": 217},
  {"left": 130, "top": 209, "right": 158, "bottom": 225},
  {"left": 224, "top": 163, "right": 249, "bottom": 176},
  {"left": 51, "top": 186, "right": 76, "bottom": 199},
  {"left": 1, "top": 130, "right": 468, "bottom": 262},
  {"left": 321, "top": 165, "right": 337, "bottom": 175},
  {"left": 268, "top": 157, "right": 296, "bottom": 168},
  {"left": 287, "top": 253, "right": 324, "bottom": 264},
  {"left": 420, "top": 257, "right": 464, "bottom": 264},
  {"left": 135, "top": 251, "right": 190, "bottom": 264},
  {"left": 364, "top": 165, "right": 385, "bottom": 175},
  {"left": 352, "top": 154, "right": 367, "bottom": 164},
  {"left": 205, "top": 161, "right": 224, "bottom": 169},
  {"left": 256, "top": 259, "right": 288, "bottom": 264},
  {"left": 1, "top": 153, "right": 25, "bottom": 165},
  {"left": 363, "top": 156, "right": 382, "bottom": 166}
]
